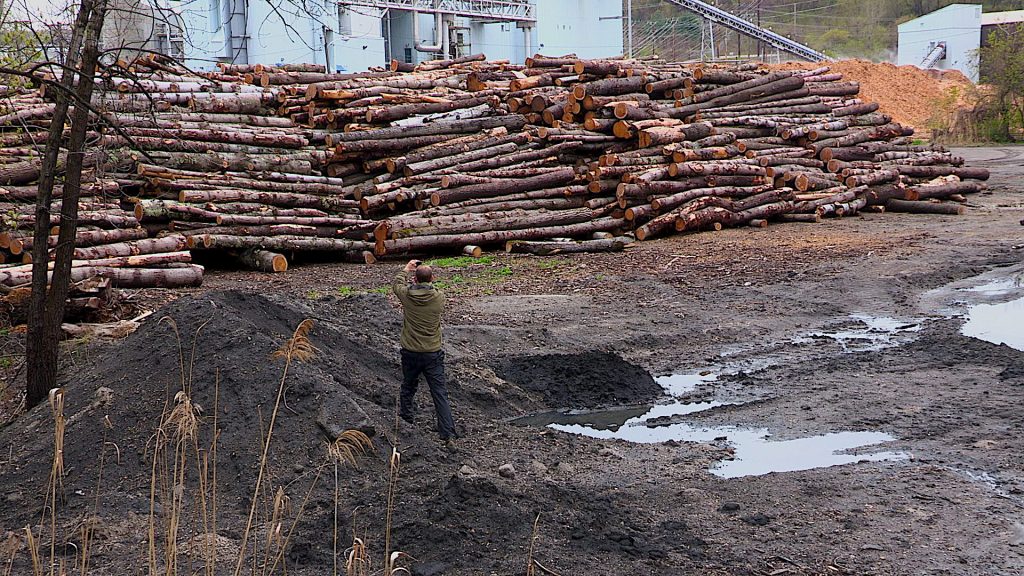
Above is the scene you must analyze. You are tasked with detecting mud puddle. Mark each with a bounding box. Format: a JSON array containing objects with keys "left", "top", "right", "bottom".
[
  {"left": 922, "top": 264, "right": 1024, "bottom": 350},
  {"left": 792, "top": 314, "right": 922, "bottom": 352},
  {"left": 516, "top": 372, "right": 908, "bottom": 479},
  {"left": 961, "top": 297, "right": 1024, "bottom": 351},
  {"left": 714, "top": 313, "right": 925, "bottom": 374}
]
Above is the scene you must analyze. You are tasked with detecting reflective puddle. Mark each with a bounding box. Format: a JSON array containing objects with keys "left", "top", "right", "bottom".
[
  {"left": 961, "top": 297, "right": 1024, "bottom": 351},
  {"left": 793, "top": 314, "right": 921, "bottom": 352},
  {"left": 961, "top": 275, "right": 1023, "bottom": 296},
  {"left": 516, "top": 373, "right": 909, "bottom": 479},
  {"left": 655, "top": 371, "right": 717, "bottom": 396},
  {"left": 927, "top": 265, "right": 1024, "bottom": 351}
]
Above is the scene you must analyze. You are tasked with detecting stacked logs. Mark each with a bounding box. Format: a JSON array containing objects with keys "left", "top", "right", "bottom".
[{"left": 0, "top": 53, "right": 990, "bottom": 291}]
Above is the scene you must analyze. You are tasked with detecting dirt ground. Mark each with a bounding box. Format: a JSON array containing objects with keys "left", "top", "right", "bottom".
[{"left": 1, "top": 147, "right": 1023, "bottom": 576}]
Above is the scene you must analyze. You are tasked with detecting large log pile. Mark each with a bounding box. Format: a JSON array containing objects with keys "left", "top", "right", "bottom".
[{"left": 0, "top": 53, "right": 989, "bottom": 291}]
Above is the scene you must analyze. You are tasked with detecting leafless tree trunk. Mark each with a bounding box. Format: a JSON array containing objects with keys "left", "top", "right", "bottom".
[{"left": 25, "top": 0, "right": 108, "bottom": 408}]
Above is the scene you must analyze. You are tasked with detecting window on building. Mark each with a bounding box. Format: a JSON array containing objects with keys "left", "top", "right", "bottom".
[
  {"left": 338, "top": 6, "right": 352, "bottom": 37},
  {"left": 404, "top": 47, "right": 413, "bottom": 64}
]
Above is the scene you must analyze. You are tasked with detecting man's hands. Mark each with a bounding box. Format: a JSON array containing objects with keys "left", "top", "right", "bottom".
[{"left": 404, "top": 259, "right": 419, "bottom": 273}]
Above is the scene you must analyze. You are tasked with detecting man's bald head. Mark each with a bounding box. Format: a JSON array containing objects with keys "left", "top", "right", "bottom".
[{"left": 415, "top": 265, "right": 433, "bottom": 284}]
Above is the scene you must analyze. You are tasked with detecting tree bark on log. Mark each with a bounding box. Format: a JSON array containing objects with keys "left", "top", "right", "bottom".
[
  {"left": 179, "top": 189, "right": 358, "bottom": 210},
  {"left": 235, "top": 248, "right": 288, "bottom": 272},
  {"left": 70, "top": 235, "right": 187, "bottom": 260},
  {"left": 505, "top": 237, "right": 632, "bottom": 255},
  {"left": 5, "top": 264, "right": 204, "bottom": 288},
  {"left": 904, "top": 181, "right": 986, "bottom": 201},
  {"left": 376, "top": 217, "right": 625, "bottom": 256},
  {"left": 430, "top": 167, "right": 577, "bottom": 206},
  {"left": 189, "top": 234, "right": 372, "bottom": 252},
  {"left": 885, "top": 199, "right": 966, "bottom": 215}
]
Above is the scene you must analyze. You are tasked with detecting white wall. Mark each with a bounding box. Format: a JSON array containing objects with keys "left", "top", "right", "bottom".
[
  {"left": 335, "top": 7, "right": 385, "bottom": 72},
  {"left": 178, "top": 0, "right": 222, "bottom": 71},
  {"left": 536, "top": 0, "right": 622, "bottom": 60},
  {"left": 245, "top": 0, "right": 330, "bottom": 66},
  {"left": 898, "top": 3, "right": 981, "bottom": 82}
]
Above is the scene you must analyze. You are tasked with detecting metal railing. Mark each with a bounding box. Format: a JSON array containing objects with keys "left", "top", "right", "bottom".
[{"left": 338, "top": 0, "right": 535, "bottom": 22}]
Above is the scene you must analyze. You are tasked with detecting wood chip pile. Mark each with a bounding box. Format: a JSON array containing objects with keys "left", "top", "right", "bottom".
[{"left": 0, "top": 53, "right": 990, "bottom": 289}]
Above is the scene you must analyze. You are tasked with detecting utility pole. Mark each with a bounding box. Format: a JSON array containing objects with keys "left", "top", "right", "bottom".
[
  {"left": 627, "top": 0, "right": 633, "bottom": 58},
  {"left": 757, "top": 0, "right": 762, "bottom": 61}
]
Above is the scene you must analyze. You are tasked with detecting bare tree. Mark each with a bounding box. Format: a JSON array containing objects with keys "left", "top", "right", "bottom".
[{"left": 0, "top": 0, "right": 110, "bottom": 408}]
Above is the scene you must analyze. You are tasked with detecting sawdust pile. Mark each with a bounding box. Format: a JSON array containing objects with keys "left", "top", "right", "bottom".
[{"left": 774, "top": 59, "right": 976, "bottom": 131}]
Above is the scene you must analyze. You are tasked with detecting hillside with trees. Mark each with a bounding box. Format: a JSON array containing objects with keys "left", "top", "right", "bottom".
[{"left": 628, "top": 0, "right": 1022, "bottom": 61}]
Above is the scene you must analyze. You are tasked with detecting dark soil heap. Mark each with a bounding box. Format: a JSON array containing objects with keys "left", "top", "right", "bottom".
[{"left": 0, "top": 291, "right": 671, "bottom": 575}]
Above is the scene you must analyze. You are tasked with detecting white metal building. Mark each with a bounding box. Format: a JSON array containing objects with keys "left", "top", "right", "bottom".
[
  {"left": 170, "top": 0, "right": 622, "bottom": 72},
  {"left": 897, "top": 3, "right": 1024, "bottom": 83}
]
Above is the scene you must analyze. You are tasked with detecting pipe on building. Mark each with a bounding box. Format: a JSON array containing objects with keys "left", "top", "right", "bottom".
[{"left": 412, "top": 9, "right": 443, "bottom": 53}]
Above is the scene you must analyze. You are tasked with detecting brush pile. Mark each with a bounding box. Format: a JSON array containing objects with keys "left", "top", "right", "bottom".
[{"left": 0, "top": 53, "right": 989, "bottom": 291}]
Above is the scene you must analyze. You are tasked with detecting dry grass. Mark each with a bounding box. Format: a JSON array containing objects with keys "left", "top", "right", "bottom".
[
  {"left": 40, "top": 387, "right": 66, "bottom": 576},
  {"left": 383, "top": 447, "right": 401, "bottom": 573},
  {"left": 234, "top": 318, "right": 319, "bottom": 576},
  {"left": 344, "top": 536, "right": 369, "bottom": 576},
  {"left": 526, "top": 513, "right": 540, "bottom": 576},
  {"left": 330, "top": 432, "right": 373, "bottom": 576},
  {"left": 7, "top": 317, "right": 411, "bottom": 576}
]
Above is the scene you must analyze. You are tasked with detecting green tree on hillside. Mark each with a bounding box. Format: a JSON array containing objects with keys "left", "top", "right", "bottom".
[{"left": 978, "top": 26, "right": 1024, "bottom": 140}]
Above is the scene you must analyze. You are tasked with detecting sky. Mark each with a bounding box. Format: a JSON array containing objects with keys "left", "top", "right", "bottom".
[{"left": 5, "top": 0, "right": 86, "bottom": 22}]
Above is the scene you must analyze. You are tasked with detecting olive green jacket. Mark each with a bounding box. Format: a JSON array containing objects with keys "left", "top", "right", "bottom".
[{"left": 392, "top": 272, "right": 445, "bottom": 352}]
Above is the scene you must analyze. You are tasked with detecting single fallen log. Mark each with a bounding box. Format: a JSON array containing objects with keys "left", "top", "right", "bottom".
[
  {"left": 505, "top": 236, "right": 632, "bottom": 255},
  {"left": 375, "top": 217, "right": 626, "bottom": 256},
  {"left": 235, "top": 248, "right": 288, "bottom": 272},
  {"left": 188, "top": 234, "right": 372, "bottom": 252},
  {"left": 885, "top": 199, "right": 966, "bottom": 215},
  {"left": 2, "top": 265, "right": 204, "bottom": 288}
]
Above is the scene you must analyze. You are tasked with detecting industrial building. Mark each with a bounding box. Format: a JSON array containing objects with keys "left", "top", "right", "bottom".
[
  {"left": 897, "top": 3, "right": 1024, "bottom": 83},
  {"left": 169, "top": 0, "right": 622, "bottom": 72},
  {"left": 115, "top": 0, "right": 830, "bottom": 72}
]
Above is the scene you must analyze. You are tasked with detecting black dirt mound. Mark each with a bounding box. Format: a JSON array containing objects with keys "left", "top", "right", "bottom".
[
  {"left": 491, "top": 351, "right": 662, "bottom": 408},
  {"left": 1000, "top": 360, "right": 1024, "bottom": 382},
  {"left": 0, "top": 291, "right": 684, "bottom": 576},
  {"left": 0, "top": 290, "right": 408, "bottom": 574}
]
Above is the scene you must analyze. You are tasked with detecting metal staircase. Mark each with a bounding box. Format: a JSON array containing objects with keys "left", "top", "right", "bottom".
[{"left": 662, "top": 0, "right": 832, "bottom": 62}]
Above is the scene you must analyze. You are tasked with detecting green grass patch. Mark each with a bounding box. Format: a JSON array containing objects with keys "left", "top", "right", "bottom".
[
  {"left": 427, "top": 255, "right": 494, "bottom": 268},
  {"left": 337, "top": 286, "right": 390, "bottom": 297},
  {"left": 434, "top": 274, "right": 466, "bottom": 291},
  {"left": 535, "top": 257, "right": 570, "bottom": 270}
]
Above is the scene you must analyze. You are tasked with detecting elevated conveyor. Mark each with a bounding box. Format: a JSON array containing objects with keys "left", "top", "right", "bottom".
[{"left": 662, "top": 0, "right": 832, "bottom": 62}]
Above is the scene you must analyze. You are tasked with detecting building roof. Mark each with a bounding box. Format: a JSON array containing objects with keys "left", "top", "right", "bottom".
[
  {"left": 898, "top": 4, "right": 982, "bottom": 31},
  {"left": 982, "top": 10, "right": 1024, "bottom": 26}
]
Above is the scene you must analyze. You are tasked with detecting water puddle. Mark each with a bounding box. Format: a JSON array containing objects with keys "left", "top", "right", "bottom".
[
  {"left": 516, "top": 371, "right": 908, "bottom": 478},
  {"left": 792, "top": 314, "right": 922, "bottom": 352},
  {"left": 547, "top": 407, "right": 906, "bottom": 478},
  {"left": 961, "top": 275, "right": 1023, "bottom": 296},
  {"left": 655, "top": 371, "right": 717, "bottom": 396},
  {"left": 961, "top": 297, "right": 1024, "bottom": 351},
  {"left": 924, "top": 265, "right": 1024, "bottom": 351}
]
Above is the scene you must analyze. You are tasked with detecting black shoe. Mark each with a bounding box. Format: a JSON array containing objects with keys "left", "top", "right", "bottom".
[{"left": 400, "top": 414, "right": 415, "bottom": 425}]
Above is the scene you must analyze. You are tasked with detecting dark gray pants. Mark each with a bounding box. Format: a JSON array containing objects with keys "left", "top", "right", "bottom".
[{"left": 400, "top": 349, "right": 457, "bottom": 439}]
